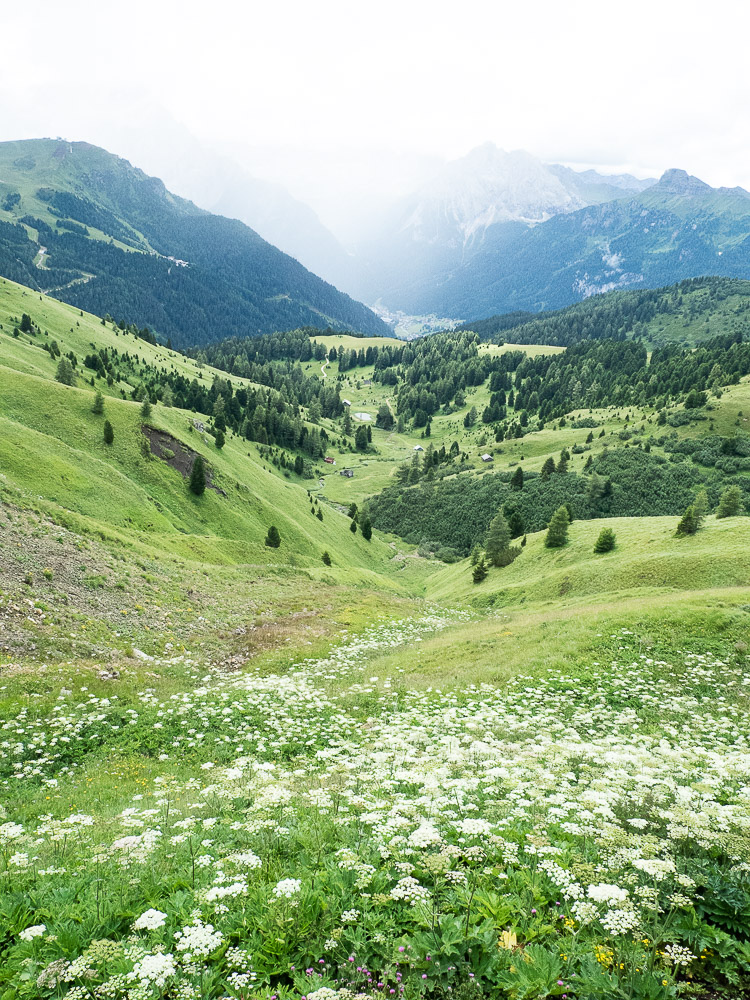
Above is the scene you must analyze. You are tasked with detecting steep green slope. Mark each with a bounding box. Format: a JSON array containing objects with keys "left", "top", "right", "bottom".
[
  {"left": 3, "top": 279, "right": 750, "bottom": 1000},
  {"left": 0, "top": 279, "right": 412, "bottom": 590},
  {"left": 0, "top": 138, "right": 390, "bottom": 344}
]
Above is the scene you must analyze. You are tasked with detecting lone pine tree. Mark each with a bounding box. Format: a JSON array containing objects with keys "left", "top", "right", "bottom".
[
  {"left": 545, "top": 505, "right": 570, "bottom": 548},
  {"left": 593, "top": 527, "right": 616, "bottom": 553},
  {"left": 693, "top": 488, "right": 709, "bottom": 528},
  {"left": 265, "top": 525, "right": 281, "bottom": 548},
  {"left": 675, "top": 505, "right": 699, "bottom": 536},
  {"left": 189, "top": 456, "right": 206, "bottom": 496},
  {"left": 472, "top": 556, "right": 488, "bottom": 584},
  {"left": 484, "top": 512, "right": 511, "bottom": 567},
  {"left": 504, "top": 505, "right": 525, "bottom": 539},
  {"left": 55, "top": 358, "right": 75, "bottom": 385}
]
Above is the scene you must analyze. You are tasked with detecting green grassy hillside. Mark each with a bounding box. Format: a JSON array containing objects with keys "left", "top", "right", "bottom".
[
  {"left": 428, "top": 513, "right": 750, "bottom": 605},
  {"left": 0, "top": 279, "right": 430, "bottom": 605},
  {"left": 0, "top": 275, "right": 249, "bottom": 388}
]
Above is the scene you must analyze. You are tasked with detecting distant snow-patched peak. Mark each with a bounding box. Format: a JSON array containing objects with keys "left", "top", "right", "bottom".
[{"left": 400, "top": 144, "right": 582, "bottom": 246}]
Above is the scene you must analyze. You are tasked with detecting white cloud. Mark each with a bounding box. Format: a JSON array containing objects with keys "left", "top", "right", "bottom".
[{"left": 1, "top": 0, "right": 749, "bottom": 196}]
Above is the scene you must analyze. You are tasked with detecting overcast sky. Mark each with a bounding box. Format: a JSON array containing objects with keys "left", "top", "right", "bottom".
[{"left": 2, "top": 0, "right": 749, "bottom": 211}]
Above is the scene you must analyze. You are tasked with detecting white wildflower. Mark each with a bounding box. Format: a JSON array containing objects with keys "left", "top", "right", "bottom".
[
  {"left": 19, "top": 924, "right": 46, "bottom": 941},
  {"left": 132, "top": 908, "right": 167, "bottom": 931}
]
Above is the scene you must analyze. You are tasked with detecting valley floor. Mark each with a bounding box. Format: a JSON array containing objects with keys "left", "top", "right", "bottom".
[{"left": 2, "top": 498, "right": 750, "bottom": 1000}]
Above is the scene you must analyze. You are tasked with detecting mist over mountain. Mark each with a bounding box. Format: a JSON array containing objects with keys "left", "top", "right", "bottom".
[
  {"left": 80, "top": 114, "right": 359, "bottom": 290},
  {"left": 344, "top": 143, "right": 655, "bottom": 307},
  {"left": 337, "top": 144, "right": 750, "bottom": 320},
  {"left": 1, "top": 130, "right": 748, "bottom": 336}
]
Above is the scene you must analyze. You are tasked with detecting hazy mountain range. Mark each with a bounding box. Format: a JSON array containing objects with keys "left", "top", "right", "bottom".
[
  {"left": 151, "top": 138, "right": 749, "bottom": 327},
  {"left": 386, "top": 162, "right": 750, "bottom": 319},
  {"left": 1, "top": 135, "right": 749, "bottom": 338}
]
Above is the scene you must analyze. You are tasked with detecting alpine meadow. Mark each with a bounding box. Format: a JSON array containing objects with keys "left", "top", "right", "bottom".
[{"left": 2, "top": 6, "right": 750, "bottom": 1000}]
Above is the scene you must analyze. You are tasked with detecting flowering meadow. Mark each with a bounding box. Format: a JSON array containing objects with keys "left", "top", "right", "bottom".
[{"left": 2, "top": 612, "right": 750, "bottom": 999}]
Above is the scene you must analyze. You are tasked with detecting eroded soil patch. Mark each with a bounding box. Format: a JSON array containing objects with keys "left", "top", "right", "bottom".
[{"left": 142, "top": 425, "right": 226, "bottom": 495}]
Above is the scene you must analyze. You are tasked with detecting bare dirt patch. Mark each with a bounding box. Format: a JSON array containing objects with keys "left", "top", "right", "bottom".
[{"left": 142, "top": 425, "right": 226, "bottom": 495}]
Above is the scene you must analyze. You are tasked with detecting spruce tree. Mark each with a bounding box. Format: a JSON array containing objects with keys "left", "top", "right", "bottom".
[
  {"left": 213, "top": 397, "right": 227, "bottom": 432},
  {"left": 103, "top": 419, "right": 114, "bottom": 445},
  {"left": 215, "top": 429, "right": 225, "bottom": 449},
  {"left": 716, "top": 484, "right": 743, "bottom": 518},
  {"left": 265, "top": 525, "right": 281, "bottom": 548},
  {"left": 472, "top": 556, "right": 488, "bottom": 584},
  {"left": 92, "top": 390, "right": 104, "bottom": 414},
  {"left": 593, "top": 527, "right": 616, "bottom": 553},
  {"left": 469, "top": 543, "right": 482, "bottom": 566},
  {"left": 350, "top": 520, "right": 357, "bottom": 534},
  {"left": 510, "top": 466, "right": 524, "bottom": 490},
  {"left": 485, "top": 512, "right": 511, "bottom": 567},
  {"left": 675, "top": 505, "right": 698, "bottom": 536},
  {"left": 140, "top": 398, "right": 152, "bottom": 419},
  {"left": 693, "top": 488, "right": 709, "bottom": 527},
  {"left": 505, "top": 507, "right": 525, "bottom": 539},
  {"left": 545, "top": 506, "right": 570, "bottom": 548},
  {"left": 587, "top": 472, "right": 605, "bottom": 504},
  {"left": 540, "top": 456, "right": 556, "bottom": 479},
  {"left": 322, "top": 551, "right": 332, "bottom": 566},
  {"left": 361, "top": 515, "right": 372, "bottom": 540},
  {"left": 316, "top": 508, "right": 323, "bottom": 521},
  {"left": 189, "top": 456, "right": 206, "bottom": 496},
  {"left": 355, "top": 425, "right": 368, "bottom": 451},
  {"left": 55, "top": 358, "right": 75, "bottom": 385}
]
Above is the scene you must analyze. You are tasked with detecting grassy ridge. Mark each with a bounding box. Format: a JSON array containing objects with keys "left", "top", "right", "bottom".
[{"left": 428, "top": 514, "right": 750, "bottom": 604}]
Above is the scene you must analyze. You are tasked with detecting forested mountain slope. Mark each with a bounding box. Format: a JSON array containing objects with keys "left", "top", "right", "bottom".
[
  {"left": 0, "top": 139, "right": 389, "bottom": 345},
  {"left": 458, "top": 276, "right": 750, "bottom": 347}
]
